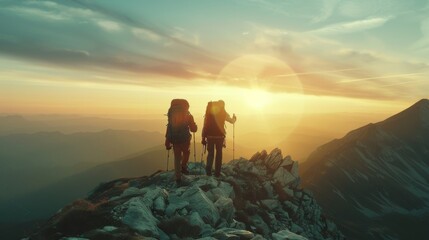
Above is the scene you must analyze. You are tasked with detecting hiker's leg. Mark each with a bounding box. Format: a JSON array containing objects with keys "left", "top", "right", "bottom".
[
  {"left": 181, "top": 141, "right": 191, "bottom": 171},
  {"left": 206, "top": 139, "right": 215, "bottom": 176},
  {"left": 172, "top": 144, "right": 182, "bottom": 181},
  {"left": 214, "top": 139, "right": 223, "bottom": 177}
]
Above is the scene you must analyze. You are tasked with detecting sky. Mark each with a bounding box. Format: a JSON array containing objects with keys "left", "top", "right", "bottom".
[{"left": 1, "top": 0, "right": 429, "bottom": 117}]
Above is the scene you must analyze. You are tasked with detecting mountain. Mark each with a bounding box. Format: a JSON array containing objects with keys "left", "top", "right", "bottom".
[
  {"left": 301, "top": 99, "right": 429, "bottom": 240},
  {"left": 28, "top": 149, "right": 344, "bottom": 240},
  {"left": 0, "top": 115, "right": 166, "bottom": 135},
  {"left": 0, "top": 129, "right": 164, "bottom": 201}
]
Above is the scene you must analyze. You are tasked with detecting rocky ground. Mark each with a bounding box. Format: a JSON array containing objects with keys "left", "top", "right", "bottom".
[{"left": 27, "top": 149, "right": 344, "bottom": 240}]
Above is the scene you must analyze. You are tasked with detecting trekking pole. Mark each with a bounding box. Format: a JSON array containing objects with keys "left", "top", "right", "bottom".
[
  {"left": 200, "top": 144, "right": 206, "bottom": 175},
  {"left": 166, "top": 149, "right": 170, "bottom": 171},
  {"left": 193, "top": 132, "right": 197, "bottom": 175},
  {"left": 233, "top": 121, "right": 235, "bottom": 161}
]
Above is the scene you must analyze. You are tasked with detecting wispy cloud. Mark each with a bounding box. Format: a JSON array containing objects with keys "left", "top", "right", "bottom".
[{"left": 309, "top": 17, "right": 392, "bottom": 35}]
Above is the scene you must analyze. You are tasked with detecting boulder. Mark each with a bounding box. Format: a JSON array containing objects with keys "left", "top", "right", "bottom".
[
  {"left": 273, "top": 167, "right": 297, "bottom": 187},
  {"left": 272, "top": 230, "right": 308, "bottom": 240},
  {"left": 214, "top": 196, "right": 235, "bottom": 222},
  {"left": 165, "top": 198, "right": 189, "bottom": 217},
  {"left": 182, "top": 186, "right": 220, "bottom": 224},
  {"left": 265, "top": 148, "right": 283, "bottom": 171},
  {"left": 121, "top": 197, "right": 160, "bottom": 238},
  {"left": 261, "top": 199, "right": 280, "bottom": 211}
]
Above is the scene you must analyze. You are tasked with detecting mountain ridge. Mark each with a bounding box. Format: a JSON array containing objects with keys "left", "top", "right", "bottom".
[
  {"left": 28, "top": 149, "right": 344, "bottom": 240},
  {"left": 301, "top": 99, "right": 429, "bottom": 240}
]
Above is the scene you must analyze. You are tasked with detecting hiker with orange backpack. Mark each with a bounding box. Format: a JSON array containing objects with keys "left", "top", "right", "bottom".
[
  {"left": 202, "top": 100, "right": 236, "bottom": 177},
  {"left": 165, "top": 99, "right": 198, "bottom": 184}
]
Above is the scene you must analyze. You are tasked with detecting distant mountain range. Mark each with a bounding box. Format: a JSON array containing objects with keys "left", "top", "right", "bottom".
[
  {"left": 301, "top": 99, "right": 429, "bottom": 240},
  {"left": 0, "top": 129, "right": 164, "bottom": 202},
  {"left": 0, "top": 115, "right": 166, "bottom": 135}
]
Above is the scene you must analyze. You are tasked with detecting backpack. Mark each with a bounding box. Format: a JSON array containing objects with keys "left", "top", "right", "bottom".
[
  {"left": 203, "top": 100, "right": 227, "bottom": 137},
  {"left": 166, "top": 99, "right": 191, "bottom": 144}
]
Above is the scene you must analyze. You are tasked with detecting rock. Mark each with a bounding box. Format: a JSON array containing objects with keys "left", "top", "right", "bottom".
[
  {"left": 263, "top": 181, "right": 274, "bottom": 198},
  {"left": 250, "top": 215, "right": 270, "bottom": 236},
  {"left": 120, "top": 197, "right": 161, "bottom": 238},
  {"left": 261, "top": 199, "right": 280, "bottom": 211},
  {"left": 154, "top": 196, "right": 166, "bottom": 213},
  {"left": 211, "top": 229, "right": 240, "bottom": 240},
  {"left": 265, "top": 148, "right": 283, "bottom": 171},
  {"left": 223, "top": 228, "right": 255, "bottom": 239},
  {"left": 140, "top": 187, "right": 168, "bottom": 208},
  {"left": 158, "top": 215, "right": 200, "bottom": 238},
  {"left": 283, "top": 201, "right": 299, "bottom": 214},
  {"left": 214, "top": 196, "right": 235, "bottom": 222},
  {"left": 250, "top": 235, "right": 266, "bottom": 240},
  {"left": 219, "top": 181, "right": 235, "bottom": 199},
  {"left": 272, "top": 230, "right": 308, "bottom": 240},
  {"left": 273, "top": 167, "right": 297, "bottom": 187},
  {"left": 101, "top": 226, "right": 117, "bottom": 232},
  {"left": 290, "top": 224, "right": 304, "bottom": 234},
  {"left": 29, "top": 149, "right": 344, "bottom": 240},
  {"left": 249, "top": 152, "right": 262, "bottom": 162},
  {"left": 212, "top": 228, "right": 255, "bottom": 239},
  {"left": 182, "top": 186, "right": 220, "bottom": 224},
  {"left": 165, "top": 198, "right": 189, "bottom": 217},
  {"left": 284, "top": 188, "right": 294, "bottom": 198}
]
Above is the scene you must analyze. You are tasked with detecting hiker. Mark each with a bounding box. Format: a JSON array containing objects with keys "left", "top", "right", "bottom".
[
  {"left": 165, "top": 99, "right": 197, "bottom": 184},
  {"left": 202, "top": 100, "right": 237, "bottom": 177}
]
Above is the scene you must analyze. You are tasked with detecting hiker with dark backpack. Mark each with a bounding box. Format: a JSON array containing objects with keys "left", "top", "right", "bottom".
[
  {"left": 165, "top": 99, "right": 198, "bottom": 184},
  {"left": 202, "top": 100, "right": 236, "bottom": 177}
]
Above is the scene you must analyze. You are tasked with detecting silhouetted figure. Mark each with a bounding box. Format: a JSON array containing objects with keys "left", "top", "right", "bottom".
[
  {"left": 165, "top": 99, "right": 197, "bottom": 184},
  {"left": 202, "top": 100, "right": 236, "bottom": 177}
]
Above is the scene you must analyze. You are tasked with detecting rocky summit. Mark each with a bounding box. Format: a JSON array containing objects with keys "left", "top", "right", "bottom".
[{"left": 28, "top": 149, "right": 344, "bottom": 240}]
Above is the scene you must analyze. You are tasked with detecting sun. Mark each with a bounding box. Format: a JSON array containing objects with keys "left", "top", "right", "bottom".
[{"left": 245, "top": 88, "right": 273, "bottom": 110}]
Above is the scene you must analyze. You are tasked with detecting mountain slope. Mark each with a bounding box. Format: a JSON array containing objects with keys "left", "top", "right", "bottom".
[
  {"left": 301, "top": 99, "right": 429, "bottom": 240},
  {"left": 0, "top": 129, "right": 163, "bottom": 201},
  {"left": 28, "top": 149, "right": 344, "bottom": 240}
]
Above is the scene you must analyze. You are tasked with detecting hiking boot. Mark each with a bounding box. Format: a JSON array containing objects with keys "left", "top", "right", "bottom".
[{"left": 181, "top": 168, "right": 189, "bottom": 175}]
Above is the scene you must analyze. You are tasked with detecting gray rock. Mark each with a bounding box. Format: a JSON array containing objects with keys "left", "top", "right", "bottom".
[
  {"left": 223, "top": 229, "right": 255, "bottom": 239},
  {"left": 283, "top": 187, "right": 294, "bottom": 198},
  {"left": 219, "top": 181, "right": 235, "bottom": 198},
  {"left": 263, "top": 181, "right": 274, "bottom": 198},
  {"left": 154, "top": 196, "right": 166, "bottom": 213},
  {"left": 272, "top": 230, "right": 308, "bottom": 240},
  {"left": 261, "top": 199, "right": 280, "bottom": 211},
  {"left": 265, "top": 148, "right": 283, "bottom": 171},
  {"left": 121, "top": 197, "right": 160, "bottom": 238},
  {"left": 214, "top": 196, "right": 235, "bottom": 222},
  {"left": 273, "top": 167, "right": 297, "bottom": 187},
  {"left": 182, "top": 186, "right": 220, "bottom": 224},
  {"left": 283, "top": 201, "right": 299, "bottom": 214},
  {"left": 101, "top": 226, "right": 117, "bottom": 232},
  {"left": 289, "top": 161, "right": 299, "bottom": 178},
  {"left": 165, "top": 199, "right": 189, "bottom": 217},
  {"left": 142, "top": 187, "right": 168, "bottom": 208},
  {"left": 250, "top": 235, "right": 267, "bottom": 240},
  {"left": 250, "top": 215, "right": 270, "bottom": 236}
]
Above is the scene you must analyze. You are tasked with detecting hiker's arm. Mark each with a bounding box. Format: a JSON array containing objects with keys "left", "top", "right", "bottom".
[
  {"left": 225, "top": 113, "right": 237, "bottom": 124},
  {"left": 188, "top": 114, "right": 198, "bottom": 133}
]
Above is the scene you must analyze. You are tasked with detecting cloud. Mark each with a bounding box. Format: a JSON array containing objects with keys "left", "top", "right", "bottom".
[
  {"left": 241, "top": 25, "right": 429, "bottom": 101},
  {"left": 0, "top": 0, "right": 227, "bottom": 85},
  {"left": 309, "top": 17, "right": 391, "bottom": 35},
  {"left": 97, "top": 20, "right": 121, "bottom": 32}
]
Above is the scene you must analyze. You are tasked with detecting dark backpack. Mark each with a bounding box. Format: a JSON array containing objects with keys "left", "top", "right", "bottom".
[
  {"left": 203, "top": 101, "right": 227, "bottom": 137},
  {"left": 166, "top": 99, "right": 191, "bottom": 144}
]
